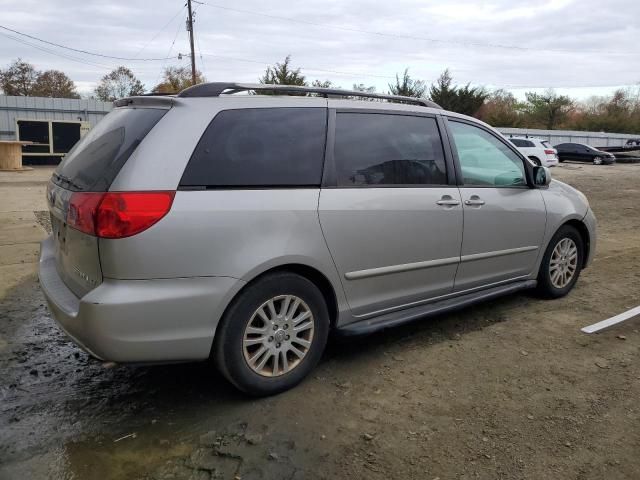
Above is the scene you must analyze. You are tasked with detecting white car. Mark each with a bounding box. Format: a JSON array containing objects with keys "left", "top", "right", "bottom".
[{"left": 508, "top": 136, "right": 559, "bottom": 167}]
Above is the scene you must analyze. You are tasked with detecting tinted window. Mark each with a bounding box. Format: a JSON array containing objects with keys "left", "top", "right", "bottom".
[
  {"left": 510, "top": 138, "right": 535, "bottom": 148},
  {"left": 449, "top": 121, "right": 525, "bottom": 187},
  {"left": 334, "top": 113, "right": 447, "bottom": 186},
  {"left": 541, "top": 140, "right": 552, "bottom": 148},
  {"left": 181, "top": 108, "right": 327, "bottom": 187},
  {"left": 54, "top": 108, "right": 167, "bottom": 191}
]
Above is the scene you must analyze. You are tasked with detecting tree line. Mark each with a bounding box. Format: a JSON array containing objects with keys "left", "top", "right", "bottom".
[
  {"left": 1, "top": 57, "right": 639, "bottom": 134},
  {"left": 0, "top": 59, "right": 204, "bottom": 102}
]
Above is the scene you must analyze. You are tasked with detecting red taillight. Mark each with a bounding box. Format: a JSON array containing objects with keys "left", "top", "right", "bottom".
[
  {"left": 544, "top": 149, "right": 556, "bottom": 155},
  {"left": 67, "top": 191, "right": 175, "bottom": 239},
  {"left": 67, "top": 192, "right": 103, "bottom": 235}
]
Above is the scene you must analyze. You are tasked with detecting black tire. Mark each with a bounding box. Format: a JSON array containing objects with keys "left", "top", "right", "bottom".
[
  {"left": 536, "top": 225, "right": 584, "bottom": 299},
  {"left": 529, "top": 156, "right": 542, "bottom": 166},
  {"left": 214, "top": 272, "right": 330, "bottom": 396}
]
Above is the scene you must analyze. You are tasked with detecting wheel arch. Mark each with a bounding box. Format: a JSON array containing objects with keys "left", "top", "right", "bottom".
[
  {"left": 561, "top": 219, "right": 591, "bottom": 268},
  {"left": 217, "top": 263, "right": 340, "bottom": 335}
]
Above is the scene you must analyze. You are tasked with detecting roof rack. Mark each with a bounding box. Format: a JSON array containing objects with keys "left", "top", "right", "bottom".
[{"left": 176, "top": 82, "right": 441, "bottom": 108}]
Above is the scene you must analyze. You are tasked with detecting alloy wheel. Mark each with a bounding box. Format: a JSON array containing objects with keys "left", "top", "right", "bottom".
[
  {"left": 549, "top": 238, "right": 578, "bottom": 289},
  {"left": 242, "top": 295, "right": 315, "bottom": 377}
]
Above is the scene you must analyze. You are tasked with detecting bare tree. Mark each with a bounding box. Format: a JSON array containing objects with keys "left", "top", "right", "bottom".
[{"left": 95, "top": 66, "right": 145, "bottom": 101}]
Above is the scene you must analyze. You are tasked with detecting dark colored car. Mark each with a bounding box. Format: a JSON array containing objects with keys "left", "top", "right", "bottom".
[{"left": 554, "top": 143, "right": 616, "bottom": 165}]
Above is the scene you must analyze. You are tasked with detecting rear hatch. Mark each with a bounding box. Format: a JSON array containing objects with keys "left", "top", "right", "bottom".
[{"left": 47, "top": 105, "right": 169, "bottom": 297}]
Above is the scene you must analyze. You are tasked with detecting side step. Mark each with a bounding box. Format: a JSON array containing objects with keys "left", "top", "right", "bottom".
[{"left": 337, "top": 279, "right": 537, "bottom": 336}]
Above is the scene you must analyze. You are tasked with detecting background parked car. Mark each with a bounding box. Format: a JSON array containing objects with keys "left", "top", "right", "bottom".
[
  {"left": 554, "top": 143, "right": 616, "bottom": 165},
  {"left": 508, "top": 136, "right": 559, "bottom": 167}
]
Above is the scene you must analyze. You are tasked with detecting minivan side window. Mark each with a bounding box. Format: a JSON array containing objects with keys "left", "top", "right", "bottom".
[
  {"left": 333, "top": 113, "right": 447, "bottom": 186},
  {"left": 449, "top": 120, "right": 526, "bottom": 187},
  {"left": 510, "top": 139, "right": 534, "bottom": 148},
  {"left": 180, "top": 108, "right": 327, "bottom": 187}
]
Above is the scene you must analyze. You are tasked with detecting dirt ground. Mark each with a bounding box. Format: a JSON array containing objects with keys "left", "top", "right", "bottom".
[{"left": 1, "top": 163, "right": 639, "bottom": 480}]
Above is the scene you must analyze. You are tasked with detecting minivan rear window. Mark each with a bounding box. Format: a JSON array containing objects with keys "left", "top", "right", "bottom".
[
  {"left": 180, "top": 108, "right": 327, "bottom": 188},
  {"left": 53, "top": 107, "right": 167, "bottom": 192}
]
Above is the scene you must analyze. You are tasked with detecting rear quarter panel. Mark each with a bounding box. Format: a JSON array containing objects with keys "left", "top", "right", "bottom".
[{"left": 99, "top": 189, "right": 349, "bottom": 318}]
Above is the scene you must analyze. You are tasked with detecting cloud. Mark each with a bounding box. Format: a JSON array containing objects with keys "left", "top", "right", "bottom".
[{"left": 0, "top": 0, "right": 637, "bottom": 98}]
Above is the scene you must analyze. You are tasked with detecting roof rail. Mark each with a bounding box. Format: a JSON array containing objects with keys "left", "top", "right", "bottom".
[{"left": 176, "top": 82, "right": 441, "bottom": 109}]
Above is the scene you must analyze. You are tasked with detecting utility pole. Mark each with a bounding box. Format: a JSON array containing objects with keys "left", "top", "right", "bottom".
[{"left": 186, "top": 0, "right": 197, "bottom": 85}]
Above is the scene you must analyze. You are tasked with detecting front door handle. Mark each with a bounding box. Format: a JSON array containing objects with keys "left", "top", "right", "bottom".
[
  {"left": 464, "top": 195, "right": 485, "bottom": 206},
  {"left": 436, "top": 195, "right": 461, "bottom": 207}
]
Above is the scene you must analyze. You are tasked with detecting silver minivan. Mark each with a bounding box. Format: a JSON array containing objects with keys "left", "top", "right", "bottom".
[{"left": 39, "top": 83, "right": 596, "bottom": 395}]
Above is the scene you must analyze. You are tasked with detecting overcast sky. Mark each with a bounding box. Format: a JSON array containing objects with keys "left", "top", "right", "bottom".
[{"left": 0, "top": 0, "right": 638, "bottom": 100}]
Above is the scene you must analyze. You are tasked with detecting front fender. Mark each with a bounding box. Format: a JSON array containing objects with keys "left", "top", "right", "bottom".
[{"left": 534, "top": 180, "right": 594, "bottom": 274}]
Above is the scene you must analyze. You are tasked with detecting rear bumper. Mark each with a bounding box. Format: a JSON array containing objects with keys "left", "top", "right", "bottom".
[
  {"left": 38, "top": 236, "right": 244, "bottom": 363},
  {"left": 545, "top": 156, "right": 559, "bottom": 166}
]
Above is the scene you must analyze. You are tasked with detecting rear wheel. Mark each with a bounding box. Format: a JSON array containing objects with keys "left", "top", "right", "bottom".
[
  {"left": 528, "top": 156, "right": 542, "bottom": 166},
  {"left": 214, "top": 272, "right": 329, "bottom": 396},
  {"left": 536, "top": 225, "right": 584, "bottom": 298}
]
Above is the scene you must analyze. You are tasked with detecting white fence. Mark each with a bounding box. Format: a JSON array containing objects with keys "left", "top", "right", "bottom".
[{"left": 496, "top": 127, "right": 639, "bottom": 148}]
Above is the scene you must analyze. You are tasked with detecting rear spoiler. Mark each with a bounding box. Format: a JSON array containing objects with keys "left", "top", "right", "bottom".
[{"left": 113, "top": 96, "right": 176, "bottom": 108}]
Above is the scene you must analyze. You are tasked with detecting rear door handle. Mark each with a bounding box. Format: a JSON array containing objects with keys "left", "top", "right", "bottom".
[
  {"left": 436, "top": 195, "right": 461, "bottom": 207},
  {"left": 464, "top": 197, "right": 485, "bottom": 206}
]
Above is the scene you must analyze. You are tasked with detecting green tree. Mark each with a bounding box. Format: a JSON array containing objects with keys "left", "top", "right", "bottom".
[
  {"left": 350, "top": 83, "right": 376, "bottom": 101},
  {"left": 352, "top": 83, "right": 376, "bottom": 94},
  {"left": 524, "top": 90, "right": 573, "bottom": 129},
  {"left": 95, "top": 66, "right": 145, "bottom": 101},
  {"left": 33, "top": 70, "right": 80, "bottom": 98},
  {"left": 388, "top": 68, "right": 426, "bottom": 98},
  {"left": 428, "top": 69, "right": 457, "bottom": 108},
  {"left": 0, "top": 59, "right": 39, "bottom": 96},
  {"left": 429, "top": 69, "right": 487, "bottom": 116},
  {"left": 311, "top": 79, "right": 332, "bottom": 88},
  {"left": 152, "top": 66, "right": 205, "bottom": 94},
  {"left": 258, "top": 55, "right": 306, "bottom": 95}
]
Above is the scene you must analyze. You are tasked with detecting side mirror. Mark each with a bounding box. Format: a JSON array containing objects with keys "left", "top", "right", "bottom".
[{"left": 534, "top": 166, "right": 551, "bottom": 187}]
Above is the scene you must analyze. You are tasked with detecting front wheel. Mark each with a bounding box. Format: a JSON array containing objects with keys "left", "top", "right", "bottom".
[
  {"left": 593, "top": 156, "right": 603, "bottom": 165},
  {"left": 536, "top": 225, "right": 584, "bottom": 298},
  {"left": 214, "top": 272, "right": 329, "bottom": 396}
]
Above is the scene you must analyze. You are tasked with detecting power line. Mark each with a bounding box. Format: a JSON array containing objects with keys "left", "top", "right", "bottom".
[
  {"left": 198, "top": 52, "right": 399, "bottom": 80},
  {"left": 0, "top": 24, "right": 181, "bottom": 61},
  {"left": 133, "top": 5, "right": 186, "bottom": 59},
  {"left": 154, "top": 14, "right": 186, "bottom": 87},
  {"left": 196, "top": 1, "right": 638, "bottom": 56},
  {"left": 0, "top": 30, "right": 114, "bottom": 70}
]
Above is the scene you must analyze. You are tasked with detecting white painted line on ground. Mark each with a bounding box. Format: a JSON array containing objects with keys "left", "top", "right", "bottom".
[{"left": 581, "top": 305, "right": 640, "bottom": 334}]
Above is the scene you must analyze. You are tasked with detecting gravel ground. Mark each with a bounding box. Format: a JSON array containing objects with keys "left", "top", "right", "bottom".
[{"left": 0, "top": 162, "right": 639, "bottom": 480}]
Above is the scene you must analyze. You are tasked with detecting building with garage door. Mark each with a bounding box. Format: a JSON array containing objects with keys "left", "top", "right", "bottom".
[{"left": 0, "top": 95, "right": 112, "bottom": 165}]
